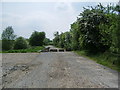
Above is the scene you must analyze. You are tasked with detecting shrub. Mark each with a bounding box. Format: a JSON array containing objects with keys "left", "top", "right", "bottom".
[
  {"left": 29, "top": 31, "right": 45, "bottom": 46},
  {"left": 14, "top": 37, "right": 28, "bottom": 49},
  {"left": 2, "top": 40, "right": 14, "bottom": 50},
  {"left": 1, "top": 26, "right": 16, "bottom": 50}
]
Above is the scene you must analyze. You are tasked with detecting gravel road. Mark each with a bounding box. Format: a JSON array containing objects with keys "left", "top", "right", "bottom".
[{"left": 2, "top": 52, "right": 118, "bottom": 88}]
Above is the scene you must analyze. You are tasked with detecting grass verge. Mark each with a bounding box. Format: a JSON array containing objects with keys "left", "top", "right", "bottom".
[
  {"left": 75, "top": 50, "right": 120, "bottom": 72},
  {"left": 2, "top": 46, "right": 44, "bottom": 53}
]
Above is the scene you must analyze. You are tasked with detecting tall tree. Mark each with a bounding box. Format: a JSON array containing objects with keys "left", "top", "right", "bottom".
[
  {"left": 29, "top": 31, "right": 45, "bottom": 46},
  {"left": 70, "top": 22, "right": 80, "bottom": 50},
  {"left": 78, "top": 4, "right": 110, "bottom": 53},
  {"left": 53, "top": 31, "right": 60, "bottom": 47},
  {"left": 44, "top": 38, "right": 51, "bottom": 45},
  {"left": 2, "top": 26, "right": 16, "bottom": 50},
  {"left": 2, "top": 26, "right": 16, "bottom": 40}
]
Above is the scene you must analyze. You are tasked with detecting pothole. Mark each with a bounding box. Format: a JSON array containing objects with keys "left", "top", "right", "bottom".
[
  {"left": 11, "top": 64, "right": 29, "bottom": 71},
  {"left": 3, "top": 64, "right": 29, "bottom": 77}
]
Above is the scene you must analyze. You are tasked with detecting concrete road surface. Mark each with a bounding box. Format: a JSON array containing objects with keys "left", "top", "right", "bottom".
[{"left": 2, "top": 52, "right": 118, "bottom": 88}]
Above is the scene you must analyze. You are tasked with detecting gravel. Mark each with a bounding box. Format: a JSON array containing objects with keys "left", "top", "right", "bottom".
[{"left": 2, "top": 52, "right": 118, "bottom": 88}]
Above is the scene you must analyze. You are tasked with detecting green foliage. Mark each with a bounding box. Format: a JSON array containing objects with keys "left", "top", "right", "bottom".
[
  {"left": 2, "top": 26, "right": 16, "bottom": 50},
  {"left": 70, "top": 22, "right": 80, "bottom": 50},
  {"left": 2, "top": 26, "right": 16, "bottom": 40},
  {"left": 1, "top": 27, "right": 47, "bottom": 52},
  {"left": 115, "top": 6, "right": 120, "bottom": 54},
  {"left": 59, "top": 32, "right": 65, "bottom": 48},
  {"left": 53, "top": 31, "right": 72, "bottom": 50},
  {"left": 2, "top": 40, "right": 14, "bottom": 50},
  {"left": 78, "top": 4, "right": 111, "bottom": 53},
  {"left": 108, "top": 5, "right": 120, "bottom": 54},
  {"left": 29, "top": 31, "right": 45, "bottom": 46},
  {"left": 14, "top": 37, "right": 29, "bottom": 49},
  {"left": 44, "top": 38, "right": 52, "bottom": 45},
  {"left": 53, "top": 3, "right": 119, "bottom": 54},
  {"left": 53, "top": 3, "right": 120, "bottom": 68},
  {"left": 64, "top": 32, "right": 72, "bottom": 50},
  {"left": 75, "top": 51, "right": 120, "bottom": 72},
  {"left": 3, "top": 46, "right": 44, "bottom": 53},
  {"left": 0, "top": 40, "right": 2, "bottom": 51},
  {"left": 53, "top": 31, "right": 60, "bottom": 47}
]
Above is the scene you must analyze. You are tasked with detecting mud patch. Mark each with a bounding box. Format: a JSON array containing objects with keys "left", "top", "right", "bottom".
[
  {"left": 12, "top": 64, "right": 29, "bottom": 71},
  {"left": 3, "top": 64, "right": 29, "bottom": 77},
  {"left": 3, "top": 61, "right": 42, "bottom": 77},
  {"left": 2, "top": 61, "right": 42, "bottom": 88}
]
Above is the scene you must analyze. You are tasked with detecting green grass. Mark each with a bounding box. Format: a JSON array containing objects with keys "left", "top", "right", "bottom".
[
  {"left": 2, "top": 46, "right": 44, "bottom": 53},
  {"left": 75, "top": 50, "right": 120, "bottom": 72}
]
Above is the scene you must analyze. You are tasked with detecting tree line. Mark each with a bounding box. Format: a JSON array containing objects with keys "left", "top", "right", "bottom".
[
  {"left": 53, "top": 3, "right": 120, "bottom": 54},
  {"left": 1, "top": 26, "right": 51, "bottom": 51}
]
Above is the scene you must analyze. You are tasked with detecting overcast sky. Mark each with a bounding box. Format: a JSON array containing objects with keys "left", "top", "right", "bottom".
[{"left": 1, "top": 1, "right": 118, "bottom": 39}]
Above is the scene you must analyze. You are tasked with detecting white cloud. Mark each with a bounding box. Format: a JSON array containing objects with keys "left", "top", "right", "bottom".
[
  {"left": 2, "top": 2, "right": 117, "bottom": 39},
  {"left": 2, "top": 2, "right": 78, "bottom": 39}
]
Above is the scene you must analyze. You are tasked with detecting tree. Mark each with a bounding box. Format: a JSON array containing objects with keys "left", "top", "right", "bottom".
[
  {"left": 77, "top": 4, "right": 110, "bottom": 53},
  {"left": 2, "top": 26, "right": 16, "bottom": 40},
  {"left": 39, "top": 32, "right": 46, "bottom": 46},
  {"left": 53, "top": 3, "right": 119, "bottom": 54},
  {"left": 29, "top": 31, "right": 45, "bottom": 46},
  {"left": 44, "top": 38, "right": 51, "bottom": 45},
  {"left": 114, "top": 4, "right": 120, "bottom": 54},
  {"left": 70, "top": 22, "right": 80, "bottom": 50},
  {"left": 2, "top": 26, "right": 16, "bottom": 50},
  {"left": 64, "top": 32, "right": 72, "bottom": 50},
  {"left": 14, "top": 37, "right": 28, "bottom": 49},
  {"left": 53, "top": 31, "right": 60, "bottom": 47}
]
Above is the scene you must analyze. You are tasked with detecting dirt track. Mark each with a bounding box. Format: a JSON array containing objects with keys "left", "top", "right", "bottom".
[{"left": 2, "top": 52, "right": 118, "bottom": 88}]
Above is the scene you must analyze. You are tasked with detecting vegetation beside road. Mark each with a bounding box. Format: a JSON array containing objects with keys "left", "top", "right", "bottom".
[
  {"left": 1, "top": 3, "right": 120, "bottom": 71},
  {"left": 53, "top": 3, "right": 120, "bottom": 71},
  {"left": 75, "top": 51, "right": 120, "bottom": 72},
  {"left": 1, "top": 26, "right": 51, "bottom": 53},
  {"left": 2, "top": 46, "right": 44, "bottom": 53}
]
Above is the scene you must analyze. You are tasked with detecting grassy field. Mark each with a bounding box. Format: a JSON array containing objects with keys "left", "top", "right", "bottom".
[
  {"left": 1, "top": 46, "right": 44, "bottom": 53},
  {"left": 75, "top": 51, "right": 120, "bottom": 72}
]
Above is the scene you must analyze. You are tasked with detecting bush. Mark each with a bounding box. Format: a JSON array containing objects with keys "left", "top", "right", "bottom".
[
  {"left": 14, "top": 37, "right": 28, "bottom": 49},
  {"left": 2, "top": 40, "right": 14, "bottom": 50},
  {"left": 1, "top": 26, "right": 16, "bottom": 50},
  {"left": 29, "top": 31, "right": 45, "bottom": 46},
  {"left": 2, "top": 46, "right": 44, "bottom": 53}
]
